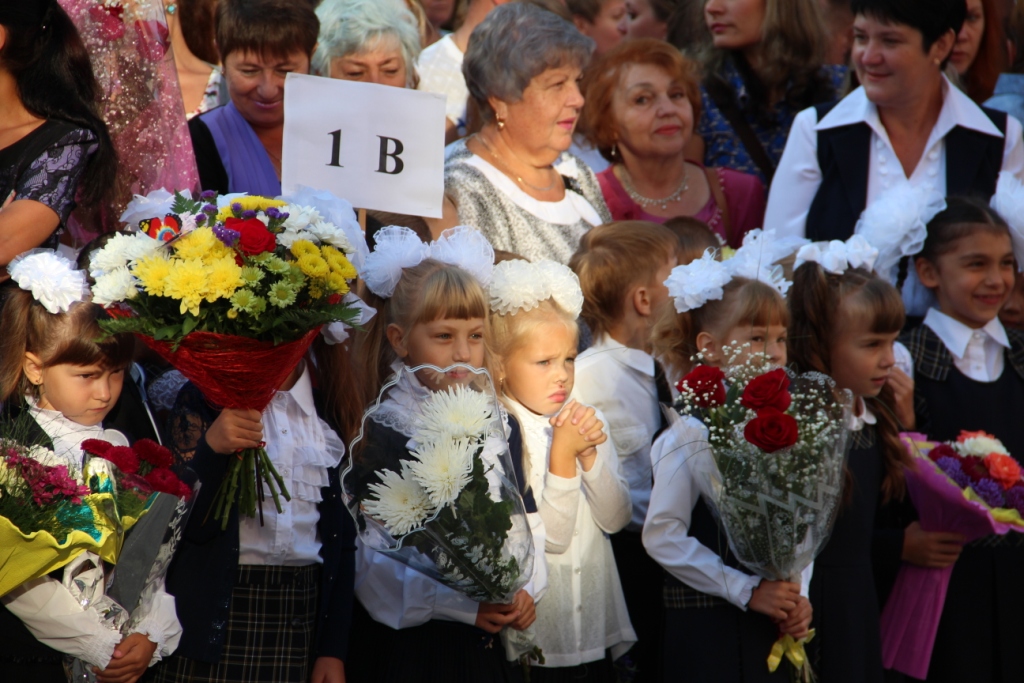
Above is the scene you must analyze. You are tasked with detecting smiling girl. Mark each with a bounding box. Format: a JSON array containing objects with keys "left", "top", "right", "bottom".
[
  {"left": 900, "top": 196, "right": 1024, "bottom": 683},
  {"left": 489, "top": 259, "right": 635, "bottom": 682}
]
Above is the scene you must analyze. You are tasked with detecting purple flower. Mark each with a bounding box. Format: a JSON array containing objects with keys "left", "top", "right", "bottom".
[
  {"left": 200, "top": 190, "right": 217, "bottom": 200},
  {"left": 973, "top": 478, "right": 1006, "bottom": 508},
  {"left": 266, "top": 207, "right": 281, "bottom": 219},
  {"left": 231, "top": 202, "right": 243, "bottom": 215},
  {"left": 278, "top": 212, "right": 289, "bottom": 221},
  {"left": 1005, "top": 487, "right": 1024, "bottom": 517},
  {"left": 241, "top": 210, "right": 257, "bottom": 219},
  {"left": 212, "top": 225, "right": 241, "bottom": 247},
  {"left": 202, "top": 203, "right": 218, "bottom": 215},
  {"left": 937, "top": 456, "right": 971, "bottom": 489}
]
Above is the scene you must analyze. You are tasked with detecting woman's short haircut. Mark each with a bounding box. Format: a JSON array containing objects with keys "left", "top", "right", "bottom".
[
  {"left": 464, "top": 3, "right": 594, "bottom": 122},
  {"left": 216, "top": 0, "right": 319, "bottom": 62},
  {"left": 313, "top": 0, "right": 421, "bottom": 85},
  {"left": 851, "top": 0, "right": 966, "bottom": 50},
  {"left": 580, "top": 38, "right": 701, "bottom": 162}
]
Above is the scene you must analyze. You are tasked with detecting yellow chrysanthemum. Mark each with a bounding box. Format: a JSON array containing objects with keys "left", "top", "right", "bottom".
[
  {"left": 163, "top": 258, "right": 208, "bottom": 316},
  {"left": 327, "top": 272, "right": 350, "bottom": 295},
  {"left": 205, "top": 256, "right": 245, "bottom": 302},
  {"left": 133, "top": 254, "right": 172, "bottom": 296},
  {"left": 321, "top": 246, "right": 357, "bottom": 281},
  {"left": 291, "top": 240, "right": 319, "bottom": 259},
  {"left": 297, "top": 253, "right": 329, "bottom": 280},
  {"left": 215, "top": 196, "right": 287, "bottom": 222},
  {"left": 173, "top": 227, "right": 230, "bottom": 262}
]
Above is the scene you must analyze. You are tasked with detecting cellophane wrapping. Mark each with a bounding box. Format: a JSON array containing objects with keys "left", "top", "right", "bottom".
[
  {"left": 342, "top": 364, "right": 535, "bottom": 605},
  {"left": 693, "top": 372, "right": 852, "bottom": 583}
]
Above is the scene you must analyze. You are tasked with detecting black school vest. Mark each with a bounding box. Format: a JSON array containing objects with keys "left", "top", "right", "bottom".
[
  {"left": 805, "top": 103, "right": 1007, "bottom": 242},
  {"left": 902, "top": 325, "right": 1024, "bottom": 459}
]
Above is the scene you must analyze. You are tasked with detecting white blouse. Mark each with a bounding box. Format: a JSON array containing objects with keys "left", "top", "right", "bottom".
[
  {"left": 923, "top": 308, "right": 1011, "bottom": 383},
  {"left": 1, "top": 404, "right": 181, "bottom": 669},
  {"left": 505, "top": 397, "right": 635, "bottom": 668},
  {"left": 239, "top": 361, "right": 345, "bottom": 566}
]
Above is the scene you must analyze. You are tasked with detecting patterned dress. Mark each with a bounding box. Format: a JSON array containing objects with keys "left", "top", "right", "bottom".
[{"left": 445, "top": 140, "right": 612, "bottom": 264}]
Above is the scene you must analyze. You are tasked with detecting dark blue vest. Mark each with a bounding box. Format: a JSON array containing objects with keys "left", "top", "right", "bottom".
[{"left": 805, "top": 103, "right": 1008, "bottom": 242}]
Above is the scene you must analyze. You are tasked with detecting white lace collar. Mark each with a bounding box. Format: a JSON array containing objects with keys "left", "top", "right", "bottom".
[
  {"left": 367, "top": 361, "right": 435, "bottom": 437},
  {"left": 26, "top": 396, "right": 129, "bottom": 468}
]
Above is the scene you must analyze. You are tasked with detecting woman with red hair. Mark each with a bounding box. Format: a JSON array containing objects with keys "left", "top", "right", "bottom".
[
  {"left": 951, "top": 0, "right": 1008, "bottom": 103},
  {"left": 580, "top": 38, "right": 765, "bottom": 247}
]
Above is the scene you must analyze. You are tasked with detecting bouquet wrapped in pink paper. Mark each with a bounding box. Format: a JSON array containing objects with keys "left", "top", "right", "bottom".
[{"left": 879, "top": 432, "right": 1024, "bottom": 679}]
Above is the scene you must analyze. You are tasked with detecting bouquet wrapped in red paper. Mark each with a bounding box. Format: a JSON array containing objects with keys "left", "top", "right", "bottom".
[
  {"left": 879, "top": 432, "right": 1024, "bottom": 679},
  {"left": 89, "top": 188, "right": 365, "bottom": 528}
]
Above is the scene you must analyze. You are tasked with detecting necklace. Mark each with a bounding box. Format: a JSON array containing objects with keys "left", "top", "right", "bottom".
[
  {"left": 476, "top": 134, "right": 558, "bottom": 193},
  {"left": 619, "top": 166, "right": 689, "bottom": 210}
]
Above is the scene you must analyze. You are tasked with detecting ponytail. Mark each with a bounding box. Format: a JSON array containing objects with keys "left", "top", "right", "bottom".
[{"left": 0, "top": 0, "right": 117, "bottom": 207}]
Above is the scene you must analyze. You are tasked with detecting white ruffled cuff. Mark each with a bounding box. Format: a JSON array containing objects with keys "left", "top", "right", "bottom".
[
  {"left": 291, "top": 421, "right": 346, "bottom": 502},
  {"left": 131, "top": 592, "right": 182, "bottom": 665}
]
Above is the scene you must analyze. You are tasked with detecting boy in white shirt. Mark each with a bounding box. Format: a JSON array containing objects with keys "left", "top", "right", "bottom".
[{"left": 569, "top": 220, "right": 678, "bottom": 679}]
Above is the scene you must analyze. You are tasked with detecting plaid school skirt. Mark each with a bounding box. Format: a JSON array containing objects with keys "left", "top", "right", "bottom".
[{"left": 152, "top": 564, "right": 320, "bottom": 683}]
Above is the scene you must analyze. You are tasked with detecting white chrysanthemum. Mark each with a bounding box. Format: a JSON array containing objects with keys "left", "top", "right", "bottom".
[
  {"left": 415, "top": 384, "right": 493, "bottom": 443},
  {"left": 363, "top": 461, "right": 432, "bottom": 536},
  {"left": 8, "top": 250, "right": 89, "bottom": 314},
  {"left": 408, "top": 437, "right": 476, "bottom": 509},
  {"left": 282, "top": 205, "right": 322, "bottom": 232},
  {"left": 307, "top": 219, "right": 355, "bottom": 254},
  {"left": 276, "top": 229, "right": 305, "bottom": 249},
  {"left": 88, "top": 232, "right": 161, "bottom": 277},
  {"left": 955, "top": 433, "right": 1009, "bottom": 458},
  {"left": 665, "top": 249, "right": 732, "bottom": 313},
  {"left": 92, "top": 266, "right": 138, "bottom": 305}
]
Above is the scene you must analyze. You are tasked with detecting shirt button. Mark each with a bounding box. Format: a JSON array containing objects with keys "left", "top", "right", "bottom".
[
  {"left": 928, "top": 168, "right": 938, "bottom": 177},
  {"left": 574, "top": 530, "right": 579, "bottom": 536},
  {"left": 577, "top": 605, "right": 583, "bottom": 612},
  {"left": 880, "top": 167, "right": 888, "bottom": 176},
  {"left": 281, "top": 429, "right": 288, "bottom": 434}
]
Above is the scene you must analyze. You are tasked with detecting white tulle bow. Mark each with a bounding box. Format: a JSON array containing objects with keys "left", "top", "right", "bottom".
[
  {"left": 489, "top": 259, "right": 584, "bottom": 317},
  {"left": 794, "top": 235, "right": 879, "bottom": 275},
  {"left": 362, "top": 225, "right": 495, "bottom": 298},
  {"left": 725, "top": 228, "right": 808, "bottom": 296},
  {"left": 665, "top": 249, "right": 732, "bottom": 313},
  {"left": 990, "top": 172, "right": 1024, "bottom": 272},
  {"left": 321, "top": 293, "right": 377, "bottom": 345},
  {"left": 854, "top": 186, "right": 946, "bottom": 285},
  {"left": 8, "top": 249, "right": 90, "bottom": 315}
]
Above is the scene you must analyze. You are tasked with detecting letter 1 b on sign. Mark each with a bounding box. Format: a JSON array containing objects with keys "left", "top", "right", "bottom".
[{"left": 377, "top": 136, "right": 404, "bottom": 175}]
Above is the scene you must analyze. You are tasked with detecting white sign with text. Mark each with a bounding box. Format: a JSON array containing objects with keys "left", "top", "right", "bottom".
[{"left": 282, "top": 74, "right": 446, "bottom": 217}]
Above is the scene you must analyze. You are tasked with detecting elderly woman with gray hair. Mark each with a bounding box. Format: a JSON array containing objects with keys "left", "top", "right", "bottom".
[
  {"left": 313, "top": 0, "right": 421, "bottom": 88},
  {"left": 438, "top": 3, "right": 612, "bottom": 264}
]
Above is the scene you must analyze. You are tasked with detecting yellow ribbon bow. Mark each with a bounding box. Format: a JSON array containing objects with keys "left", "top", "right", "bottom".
[{"left": 767, "top": 629, "right": 816, "bottom": 678}]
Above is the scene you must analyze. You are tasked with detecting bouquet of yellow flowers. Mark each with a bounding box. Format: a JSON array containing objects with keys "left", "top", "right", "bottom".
[{"left": 89, "top": 188, "right": 365, "bottom": 528}]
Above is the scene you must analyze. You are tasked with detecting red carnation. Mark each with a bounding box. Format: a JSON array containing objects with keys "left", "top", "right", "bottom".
[
  {"left": 961, "top": 457, "right": 991, "bottom": 483},
  {"left": 744, "top": 408, "right": 799, "bottom": 453},
  {"left": 927, "top": 443, "right": 961, "bottom": 464},
  {"left": 327, "top": 293, "right": 343, "bottom": 305},
  {"left": 81, "top": 439, "right": 113, "bottom": 458},
  {"left": 103, "top": 446, "right": 140, "bottom": 475},
  {"left": 226, "top": 217, "right": 277, "bottom": 255},
  {"left": 741, "top": 368, "right": 792, "bottom": 412},
  {"left": 134, "top": 439, "right": 174, "bottom": 469},
  {"left": 145, "top": 468, "right": 189, "bottom": 498},
  {"left": 678, "top": 365, "right": 727, "bottom": 408}
]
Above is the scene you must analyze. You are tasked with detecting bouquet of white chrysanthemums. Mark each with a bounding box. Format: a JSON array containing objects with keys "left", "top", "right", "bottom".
[{"left": 342, "top": 363, "right": 535, "bottom": 607}]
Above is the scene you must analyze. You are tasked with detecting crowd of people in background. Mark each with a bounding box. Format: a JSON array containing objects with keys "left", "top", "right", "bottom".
[{"left": 3, "top": 0, "right": 1024, "bottom": 682}]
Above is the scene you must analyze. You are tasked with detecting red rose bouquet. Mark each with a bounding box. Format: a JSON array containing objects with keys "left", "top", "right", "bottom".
[
  {"left": 880, "top": 432, "right": 1024, "bottom": 679},
  {"left": 675, "top": 359, "right": 853, "bottom": 680},
  {"left": 89, "top": 190, "right": 364, "bottom": 528}
]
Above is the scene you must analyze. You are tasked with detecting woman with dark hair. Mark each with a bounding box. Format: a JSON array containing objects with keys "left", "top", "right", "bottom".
[
  {"left": 951, "top": 0, "right": 1008, "bottom": 104},
  {"left": 687, "top": 0, "right": 844, "bottom": 186},
  {"left": 187, "top": 0, "right": 319, "bottom": 196},
  {"left": 0, "top": 0, "right": 116, "bottom": 273},
  {"left": 166, "top": 0, "right": 227, "bottom": 118},
  {"left": 766, "top": 0, "right": 1024, "bottom": 244}
]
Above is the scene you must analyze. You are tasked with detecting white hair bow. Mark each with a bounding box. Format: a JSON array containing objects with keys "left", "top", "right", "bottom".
[
  {"left": 489, "top": 259, "right": 584, "bottom": 317},
  {"left": 8, "top": 249, "right": 90, "bottom": 315},
  {"left": 794, "top": 235, "right": 879, "bottom": 275},
  {"left": 665, "top": 249, "right": 732, "bottom": 314},
  {"left": 854, "top": 186, "right": 946, "bottom": 285},
  {"left": 361, "top": 225, "right": 495, "bottom": 298},
  {"left": 321, "top": 293, "right": 377, "bottom": 345}
]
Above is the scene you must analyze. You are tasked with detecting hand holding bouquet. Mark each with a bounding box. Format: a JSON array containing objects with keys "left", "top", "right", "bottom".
[
  {"left": 880, "top": 431, "right": 1024, "bottom": 679},
  {"left": 675, "top": 352, "right": 853, "bottom": 681},
  {"left": 90, "top": 188, "right": 364, "bottom": 529}
]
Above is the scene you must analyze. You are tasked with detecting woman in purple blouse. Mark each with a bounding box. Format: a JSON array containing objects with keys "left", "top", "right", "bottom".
[
  {"left": 187, "top": 0, "right": 318, "bottom": 196},
  {"left": 580, "top": 38, "right": 765, "bottom": 248}
]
